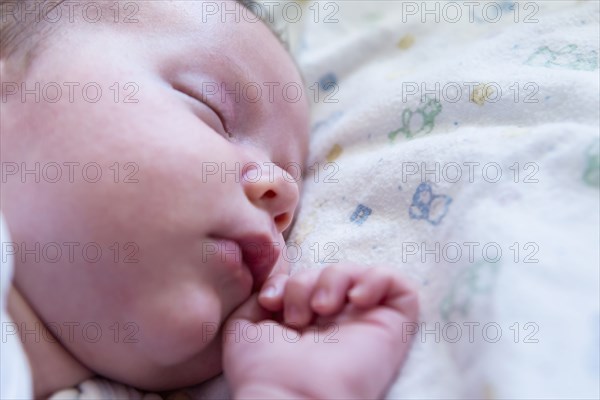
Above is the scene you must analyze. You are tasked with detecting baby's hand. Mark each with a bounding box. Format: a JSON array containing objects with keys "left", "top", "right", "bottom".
[{"left": 222, "top": 265, "right": 419, "bottom": 399}]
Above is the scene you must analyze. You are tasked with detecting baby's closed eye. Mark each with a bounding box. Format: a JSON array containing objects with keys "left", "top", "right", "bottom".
[{"left": 172, "top": 82, "right": 232, "bottom": 139}]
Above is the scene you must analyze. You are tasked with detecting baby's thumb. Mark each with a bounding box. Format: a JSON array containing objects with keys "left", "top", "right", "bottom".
[
  {"left": 222, "top": 294, "right": 273, "bottom": 363},
  {"left": 225, "top": 294, "right": 271, "bottom": 327}
]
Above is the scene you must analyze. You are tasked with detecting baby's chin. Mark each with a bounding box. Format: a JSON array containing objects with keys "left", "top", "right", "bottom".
[
  {"left": 77, "top": 286, "right": 228, "bottom": 390},
  {"left": 96, "top": 321, "right": 225, "bottom": 391},
  {"left": 114, "top": 340, "right": 224, "bottom": 391}
]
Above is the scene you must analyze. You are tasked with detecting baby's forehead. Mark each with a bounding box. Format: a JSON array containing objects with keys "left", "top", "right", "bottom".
[
  {"left": 1, "top": 1, "right": 271, "bottom": 56},
  {"left": 127, "top": 1, "right": 309, "bottom": 165},
  {"left": 108, "top": 1, "right": 278, "bottom": 35},
  {"left": 3, "top": 0, "right": 309, "bottom": 168}
]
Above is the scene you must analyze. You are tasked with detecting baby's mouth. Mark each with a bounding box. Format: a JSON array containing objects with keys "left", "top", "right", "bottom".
[
  {"left": 235, "top": 233, "right": 282, "bottom": 291},
  {"left": 210, "top": 232, "right": 281, "bottom": 291}
]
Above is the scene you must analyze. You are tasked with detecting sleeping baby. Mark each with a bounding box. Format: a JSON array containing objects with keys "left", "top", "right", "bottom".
[{"left": 0, "top": 1, "right": 418, "bottom": 398}]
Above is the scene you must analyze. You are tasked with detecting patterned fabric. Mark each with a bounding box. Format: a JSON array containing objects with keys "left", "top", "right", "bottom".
[{"left": 283, "top": 1, "right": 600, "bottom": 399}]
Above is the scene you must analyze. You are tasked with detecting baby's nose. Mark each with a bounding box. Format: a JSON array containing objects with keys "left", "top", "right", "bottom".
[{"left": 242, "top": 164, "right": 299, "bottom": 233}]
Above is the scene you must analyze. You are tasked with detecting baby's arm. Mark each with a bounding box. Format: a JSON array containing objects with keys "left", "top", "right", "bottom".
[{"left": 223, "top": 265, "right": 419, "bottom": 399}]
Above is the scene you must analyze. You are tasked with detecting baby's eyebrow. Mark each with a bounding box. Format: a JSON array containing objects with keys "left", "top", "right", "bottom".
[
  {"left": 235, "top": 0, "right": 290, "bottom": 51},
  {"left": 194, "top": 49, "right": 254, "bottom": 94},
  {"left": 236, "top": 1, "right": 306, "bottom": 88},
  {"left": 212, "top": 52, "right": 262, "bottom": 106},
  {"left": 196, "top": 49, "right": 275, "bottom": 129},
  {"left": 228, "top": 2, "right": 306, "bottom": 93},
  {"left": 217, "top": 52, "right": 252, "bottom": 83}
]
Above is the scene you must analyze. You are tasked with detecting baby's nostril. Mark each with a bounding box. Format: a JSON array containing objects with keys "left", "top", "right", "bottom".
[
  {"left": 264, "top": 190, "right": 277, "bottom": 199},
  {"left": 274, "top": 213, "right": 289, "bottom": 229}
]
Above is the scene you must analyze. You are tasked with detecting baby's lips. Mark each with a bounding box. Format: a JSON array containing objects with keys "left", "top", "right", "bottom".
[{"left": 236, "top": 234, "right": 281, "bottom": 290}]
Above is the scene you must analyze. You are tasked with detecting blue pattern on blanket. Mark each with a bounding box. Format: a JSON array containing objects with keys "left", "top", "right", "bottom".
[
  {"left": 350, "top": 204, "right": 372, "bottom": 226},
  {"left": 318, "top": 72, "right": 338, "bottom": 91},
  {"left": 409, "top": 183, "right": 452, "bottom": 225}
]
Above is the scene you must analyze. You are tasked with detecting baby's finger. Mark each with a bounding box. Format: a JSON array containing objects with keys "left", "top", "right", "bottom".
[
  {"left": 283, "top": 269, "right": 320, "bottom": 327},
  {"left": 349, "top": 268, "right": 419, "bottom": 320},
  {"left": 226, "top": 293, "right": 272, "bottom": 326},
  {"left": 384, "top": 274, "right": 419, "bottom": 321},
  {"left": 258, "top": 273, "right": 288, "bottom": 311},
  {"left": 310, "top": 266, "right": 354, "bottom": 316},
  {"left": 348, "top": 269, "right": 392, "bottom": 308}
]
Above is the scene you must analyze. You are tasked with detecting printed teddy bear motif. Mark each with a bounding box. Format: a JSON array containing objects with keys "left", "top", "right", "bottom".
[
  {"left": 408, "top": 182, "right": 452, "bottom": 225},
  {"left": 525, "top": 44, "right": 599, "bottom": 71},
  {"left": 389, "top": 98, "right": 442, "bottom": 140}
]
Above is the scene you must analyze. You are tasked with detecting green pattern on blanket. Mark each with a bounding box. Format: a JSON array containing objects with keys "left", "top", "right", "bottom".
[
  {"left": 388, "top": 98, "right": 442, "bottom": 141},
  {"left": 525, "top": 44, "right": 599, "bottom": 71},
  {"left": 440, "top": 260, "right": 501, "bottom": 322},
  {"left": 583, "top": 140, "right": 600, "bottom": 188}
]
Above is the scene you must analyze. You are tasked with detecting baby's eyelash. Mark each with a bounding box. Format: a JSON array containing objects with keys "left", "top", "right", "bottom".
[
  {"left": 206, "top": 104, "right": 232, "bottom": 138},
  {"left": 173, "top": 83, "right": 232, "bottom": 138}
]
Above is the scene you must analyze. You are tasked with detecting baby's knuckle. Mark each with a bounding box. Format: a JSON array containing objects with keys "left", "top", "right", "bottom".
[
  {"left": 323, "top": 264, "right": 346, "bottom": 276},
  {"left": 287, "top": 271, "right": 313, "bottom": 289}
]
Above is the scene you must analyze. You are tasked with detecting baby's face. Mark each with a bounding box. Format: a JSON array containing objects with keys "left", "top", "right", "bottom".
[{"left": 2, "top": 1, "right": 308, "bottom": 390}]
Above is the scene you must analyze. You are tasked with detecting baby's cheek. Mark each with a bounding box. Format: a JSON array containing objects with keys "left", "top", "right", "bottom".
[
  {"left": 135, "top": 285, "right": 224, "bottom": 368},
  {"left": 65, "top": 283, "right": 226, "bottom": 389}
]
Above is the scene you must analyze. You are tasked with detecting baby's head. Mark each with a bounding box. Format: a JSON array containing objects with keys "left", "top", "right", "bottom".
[{"left": 1, "top": 0, "right": 309, "bottom": 390}]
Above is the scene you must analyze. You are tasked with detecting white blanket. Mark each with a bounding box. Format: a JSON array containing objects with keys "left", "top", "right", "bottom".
[{"left": 282, "top": 1, "right": 600, "bottom": 398}]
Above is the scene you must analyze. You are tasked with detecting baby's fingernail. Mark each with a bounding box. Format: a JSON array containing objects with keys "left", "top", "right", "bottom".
[
  {"left": 349, "top": 286, "right": 363, "bottom": 299},
  {"left": 312, "top": 289, "right": 328, "bottom": 307},
  {"left": 260, "top": 285, "right": 278, "bottom": 298}
]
